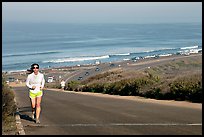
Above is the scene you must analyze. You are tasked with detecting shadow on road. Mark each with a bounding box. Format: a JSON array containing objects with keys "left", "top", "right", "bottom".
[
  {"left": 19, "top": 114, "right": 35, "bottom": 122},
  {"left": 18, "top": 106, "right": 35, "bottom": 122}
]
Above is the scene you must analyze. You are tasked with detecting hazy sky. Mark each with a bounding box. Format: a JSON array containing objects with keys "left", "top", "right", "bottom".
[{"left": 2, "top": 2, "right": 202, "bottom": 24}]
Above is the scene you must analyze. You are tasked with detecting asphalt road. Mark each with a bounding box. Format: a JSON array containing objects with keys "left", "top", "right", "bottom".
[{"left": 13, "top": 86, "right": 202, "bottom": 135}]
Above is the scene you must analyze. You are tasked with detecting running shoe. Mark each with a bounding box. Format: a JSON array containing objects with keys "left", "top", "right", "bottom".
[
  {"left": 36, "top": 119, "right": 40, "bottom": 124},
  {"left": 31, "top": 112, "right": 35, "bottom": 120}
]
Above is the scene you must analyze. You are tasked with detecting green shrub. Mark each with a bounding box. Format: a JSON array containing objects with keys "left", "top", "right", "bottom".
[
  {"left": 169, "top": 74, "right": 202, "bottom": 102},
  {"left": 81, "top": 77, "right": 151, "bottom": 96},
  {"left": 66, "top": 81, "right": 82, "bottom": 91},
  {"left": 103, "top": 83, "right": 115, "bottom": 95},
  {"left": 81, "top": 85, "right": 92, "bottom": 92},
  {"left": 45, "top": 82, "right": 61, "bottom": 89},
  {"left": 75, "top": 62, "right": 202, "bottom": 103},
  {"left": 88, "top": 83, "right": 105, "bottom": 93},
  {"left": 2, "top": 75, "right": 17, "bottom": 123}
]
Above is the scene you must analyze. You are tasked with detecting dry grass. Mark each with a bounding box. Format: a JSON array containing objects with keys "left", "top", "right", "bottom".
[
  {"left": 79, "top": 55, "right": 202, "bottom": 102},
  {"left": 83, "top": 55, "right": 201, "bottom": 86}
]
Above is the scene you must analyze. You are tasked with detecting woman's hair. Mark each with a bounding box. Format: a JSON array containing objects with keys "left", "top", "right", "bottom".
[
  {"left": 31, "top": 63, "right": 39, "bottom": 69},
  {"left": 27, "top": 69, "right": 33, "bottom": 74}
]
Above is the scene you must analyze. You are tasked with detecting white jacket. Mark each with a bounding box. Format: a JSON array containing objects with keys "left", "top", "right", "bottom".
[{"left": 26, "top": 72, "right": 45, "bottom": 93}]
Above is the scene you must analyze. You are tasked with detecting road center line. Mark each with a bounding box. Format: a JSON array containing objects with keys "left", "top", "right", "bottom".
[{"left": 25, "top": 123, "right": 202, "bottom": 127}]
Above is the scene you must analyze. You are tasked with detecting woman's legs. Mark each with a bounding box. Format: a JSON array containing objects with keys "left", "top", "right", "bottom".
[
  {"left": 29, "top": 91, "right": 43, "bottom": 123},
  {"left": 35, "top": 96, "right": 42, "bottom": 122},
  {"left": 30, "top": 98, "right": 36, "bottom": 119}
]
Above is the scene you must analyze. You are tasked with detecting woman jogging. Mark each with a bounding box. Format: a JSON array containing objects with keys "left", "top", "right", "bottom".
[{"left": 26, "top": 63, "right": 45, "bottom": 124}]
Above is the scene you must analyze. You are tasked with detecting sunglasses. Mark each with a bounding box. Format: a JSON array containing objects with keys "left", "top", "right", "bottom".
[{"left": 33, "top": 67, "right": 39, "bottom": 69}]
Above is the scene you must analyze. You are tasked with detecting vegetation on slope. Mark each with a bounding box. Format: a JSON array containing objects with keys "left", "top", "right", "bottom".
[
  {"left": 66, "top": 55, "right": 202, "bottom": 103},
  {"left": 2, "top": 74, "right": 17, "bottom": 135}
]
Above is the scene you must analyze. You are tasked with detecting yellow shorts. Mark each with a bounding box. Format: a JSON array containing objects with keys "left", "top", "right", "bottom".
[{"left": 29, "top": 91, "right": 43, "bottom": 99}]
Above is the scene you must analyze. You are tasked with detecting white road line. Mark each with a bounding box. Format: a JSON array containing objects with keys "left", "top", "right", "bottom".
[
  {"left": 25, "top": 123, "right": 202, "bottom": 127},
  {"left": 65, "top": 71, "right": 82, "bottom": 83}
]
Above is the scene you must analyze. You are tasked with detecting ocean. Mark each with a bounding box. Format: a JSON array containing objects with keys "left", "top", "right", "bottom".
[{"left": 2, "top": 22, "right": 202, "bottom": 72}]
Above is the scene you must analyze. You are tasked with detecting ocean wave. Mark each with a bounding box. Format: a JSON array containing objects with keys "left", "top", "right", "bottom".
[
  {"left": 4, "top": 69, "right": 27, "bottom": 73},
  {"left": 3, "top": 51, "right": 61, "bottom": 57},
  {"left": 123, "top": 58, "right": 130, "bottom": 61},
  {"left": 144, "top": 55, "right": 157, "bottom": 59},
  {"left": 129, "top": 48, "right": 178, "bottom": 56},
  {"left": 143, "top": 48, "right": 177, "bottom": 53},
  {"left": 158, "top": 53, "right": 172, "bottom": 57},
  {"left": 110, "top": 53, "right": 131, "bottom": 56},
  {"left": 62, "top": 38, "right": 121, "bottom": 44},
  {"left": 180, "top": 45, "right": 198, "bottom": 50},
  {"left": 43, "top": 55, "right": 110, "bottom": 63},
  {"left": 62, "top": 37, "right": 148, "bottom": 44}
]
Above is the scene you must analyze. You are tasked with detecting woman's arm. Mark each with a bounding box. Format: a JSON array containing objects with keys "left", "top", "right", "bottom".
[
  {"left": 26, "top": 75, "right": 33, "bottom": 89},
  {"left": 40, "top": 74, "right": 45, "bottom": 89}
]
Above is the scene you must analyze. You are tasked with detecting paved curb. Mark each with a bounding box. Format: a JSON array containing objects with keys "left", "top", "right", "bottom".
[{"left": 14, "top": 97, "right": 26, "bottom": 135}]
